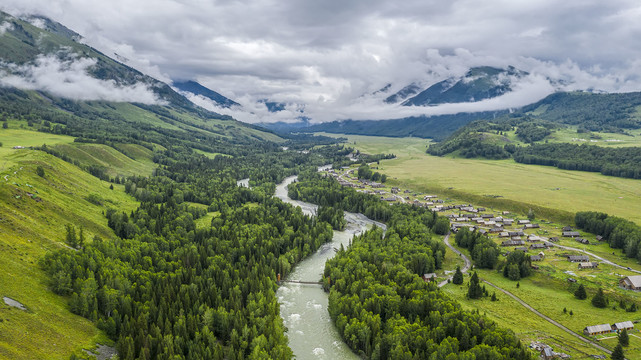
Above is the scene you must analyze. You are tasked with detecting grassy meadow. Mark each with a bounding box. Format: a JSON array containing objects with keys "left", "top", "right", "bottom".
[
  {"left": 319, "top": 133, "right": 641, "bottom": 224},
  {"left": 0, "top": 127, "right": 140, "bottom": 359}
]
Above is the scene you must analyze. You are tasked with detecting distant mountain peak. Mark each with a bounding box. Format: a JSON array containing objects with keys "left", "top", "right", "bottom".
[
  {"left": 396, "top": 66, "right": 528, "bottom": 107},
  {"left": 173, "top": 80, "right": 240, "bottom": 108}
]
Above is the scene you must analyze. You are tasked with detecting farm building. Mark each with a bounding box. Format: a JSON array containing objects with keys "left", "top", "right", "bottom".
[
  {"left": 501, "top": 240, "right": 525, "bottom": 247},
  {"left": 563, "top": 231, "right": 581, "bottom": 237},
  {"left": 620, "top": 275, "right": 641, "bottom": 291},
  {"left": 612, "top": 321, "right": 634, "bottom": 332},
  {"left": 499, "top": 232, "right": 510, "bottom": 238},
  {"left": 530, "top": 255, "right": 543, "bottom": 262},
  {"left": 596, "top": 235, "right": 604, "bottom": 241},
  {"left": 423, "top": 273, "right": 437, "bottom": 282},
  {"left": 568, "top": 255, "right": 590, "bottom": 262},
  {"left": 549, "top": 237, "right": 559, "bottom": 242},
  {"left": 583, "top": 324, "right": 612, "bottom": 336},
  {"left": 518, "top": 220, "right": 530, "bottom": 225},
  {"left": 530, "top": 243, "right": 547, "bottom": 250},
  {"left": 575, "top": 238, "right": 589, "bottom": 245},
  {"left": 562, "top": 226, "right": 573, "bottom": 231},
  {"left": 578, "top": 262, "right": 599, "bottom": 269}
]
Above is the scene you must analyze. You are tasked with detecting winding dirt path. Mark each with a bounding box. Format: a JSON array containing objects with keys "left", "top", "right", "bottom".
[
  {"left": 544, "top": 240, "right": 641, "bottom": 275},
  {"left": 483, "top": 280, "right": 613, "bottom": 356},
  {"left": 438, "top": 232, "right": 471, "bottom": 287}
]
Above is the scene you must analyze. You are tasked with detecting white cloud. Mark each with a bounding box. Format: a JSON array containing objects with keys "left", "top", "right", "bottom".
[
  {"left": 0, "top": 21, "right": 13, "bottom": 34},
  {"left": 1, "top": 1, "right": 641, "bottom": 122},
  {"left": 0, "top": 54, "right": 162, "bottom": 104}
]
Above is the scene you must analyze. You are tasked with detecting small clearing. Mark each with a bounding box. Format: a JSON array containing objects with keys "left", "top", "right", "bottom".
[{"left": 83, "top": 344, "right": 117, "bottom": 360}]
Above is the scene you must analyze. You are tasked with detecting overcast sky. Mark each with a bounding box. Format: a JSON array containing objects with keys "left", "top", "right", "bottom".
[{"left": 2, "top": 0, "right": 641, "bottom": 123}]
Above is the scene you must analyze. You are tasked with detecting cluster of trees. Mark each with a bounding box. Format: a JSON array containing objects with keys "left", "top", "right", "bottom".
[
  {"left": 501, "top": 251, "right": 531, "bottom": 281},
  {"left": 454, "top": 227, "right": 500, "bottom": 269},
  {"left": 427, "top": 132, "right": 511, "bottom": 159},
  {"left": 514, "top": 123, "right": 552, "bottom": 143},
  {"left": 323, "top": 227, "right": 531, "bottom": 359},
  {"left": 40, "top": 139, "right": 352, "bottom": 359},
  {"left": 513, "top": 143, "right": 641, "bottom": 179},
  {"left": 357, "top": 164, "right": 387, "bottom": 183},
  {"left": 288, "top": 172, "right": 394, "bottom": 223},
  {"left": 575, "top": 211, "right": 641, "bottom": 261}
]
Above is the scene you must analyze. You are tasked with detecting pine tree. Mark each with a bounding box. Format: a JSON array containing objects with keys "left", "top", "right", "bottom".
[
  {"left": 619, "top": 328, "right": 629, "bottom": 347},
  {"left": 78, "top": 227, "right": 85, "bottom": 249},
  {"left": 611, "top": 343, "right": 624, "bottom": 360},
  {"left": 591, "top": 288, "right": 607, "bottom": 308},
  {"left": 452, "top": 266, "right": 464, "bottom": 285},
  {"left": 574, "top": 284, "right": 587, "bottom": 300},
  {"left": 467, "top": 272, "right": 483, "bottom": 299},
  {"left": 65, "top": 224, "right": 77, "bottom": 248}
]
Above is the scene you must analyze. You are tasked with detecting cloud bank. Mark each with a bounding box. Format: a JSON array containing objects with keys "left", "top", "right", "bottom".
[
  {"left": 2, "top": 0, "right": 641, "bottom": 122},
  {"left": 0, "top": 54, "right": 162, "bottom": 104}
]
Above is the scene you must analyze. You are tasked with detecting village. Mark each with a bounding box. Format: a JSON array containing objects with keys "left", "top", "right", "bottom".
[{"left": 323, "top": 164, "right": 641, "bottom": 359}]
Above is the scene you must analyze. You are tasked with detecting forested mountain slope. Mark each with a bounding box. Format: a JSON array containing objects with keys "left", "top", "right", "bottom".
[{"left": 301, "top": 91, "right": 641, "bottom": 140}]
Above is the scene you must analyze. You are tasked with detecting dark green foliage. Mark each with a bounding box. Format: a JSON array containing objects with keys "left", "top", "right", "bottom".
[
  {"left": 324, "top": 230, "right": 529, "bottom": 359},
  {"left": 39, "top": 136, "right": 355, "bottom": 359},
  {"left": 491, "top": 292, "right": 498, "bottom": 301},
  {"left": 455, "top": 227, "right": 499, "bottom": 269},
  {"left": 591, "top": 288, "right": 607, "bottom": 308},
  {"left": 85, "top": 193, "right": 103, "bottom": 206},
  {"left": 432, "top": 217, "right": 450, "bottom": 235},
  {"left": 36, "top": 165, "right": 45, "bottom": 177},
  {"left": 575, "top": 211, "right": 641, "bottom": 261},
  {"left": 574, "top": 284, "right": 587, "bottom": 300},
  {"left": 515, "top": 122, "right": 552, "bottom": 143},
  {"left": 619, "top": 328, "right": 629, "bottom": 347},
  {"left": 2, "top": 121, "right": 7, "bottom": 129},
  {"left": 513, "top": 143, "right": 641, "bottom": 179},
  {"left": 65, "top": 224, "right": 77, "bottom": 248},
  {"left": 611, "top": 344, "right": 625, "bottom": 360},
  {"left": 305, "top": 111, "right": 505, "bottom": 141},
  {"left": 467, "top": 272, "right": 484, "bottom": 299},
  {"left": 521, "top": 91, "right": 641, "bottom": 131},
  {"left": 317, "top": 205, "right": 346, "bottom": 230},
  {"left": 452, "top": 266, "right": 464, "bottom": 285},
  {"left": 357, "top": 164, "right": 387, "bottom": 183},
  {"left": 627, "top": 303, "right": 637, "bottom": 312},
  {"left": 501, "top": 251, "right": 531, "bottom": 281},
  {"left": 427, "top": 131, "right": 511, "bottom": 159}
]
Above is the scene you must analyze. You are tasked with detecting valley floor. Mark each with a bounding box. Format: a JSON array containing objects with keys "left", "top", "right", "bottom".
[{"left": 319, "top": 133, "right": 641, "bottom": 359}]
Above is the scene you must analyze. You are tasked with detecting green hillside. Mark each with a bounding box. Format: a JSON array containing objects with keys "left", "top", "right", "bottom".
[{"left": 0, "top": 132, "right": 140, "bottom": 359}]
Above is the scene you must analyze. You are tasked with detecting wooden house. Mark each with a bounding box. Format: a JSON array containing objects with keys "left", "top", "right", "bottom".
[
  {"left": 563, "top": 231, "right": 581, "bottom": 237},
  {"left": 423, "top": 273, "right": 437, "bottom": 282},
  {"left": 620, "top": 275, "right": 641, "bottom": 291},
  {"left": 568, "top": 255, "right": 590, "bottom": 262},
  {"left": 529, "top": 243, "right": 547, "bottom": 250},
  {"left": 612, "top": 321, "right": 634, "bottom": 332},
  {"left": 583, "top": 324, "right": 612, "bottom": 336},
  {"left": 578, "top": 262, "right": 598, "bottom": 269}
]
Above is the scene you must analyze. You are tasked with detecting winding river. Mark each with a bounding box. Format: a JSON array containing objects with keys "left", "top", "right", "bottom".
[{"left": 274, "top": 173, "right": 385, "bottom": 359}]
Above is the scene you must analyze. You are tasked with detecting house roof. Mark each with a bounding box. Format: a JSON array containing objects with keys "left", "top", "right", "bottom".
[
  {"left": 584, "top": 324, "right": 612, "bottom": 334},
  {"left": 578, "top": 262, "right": 597, "bottom": 267},
  {"left": 622, "top": 275, "right": 641, "bottom": 288},
  {"left": 613, "top": 321, "right": 634, "bottom": 330}
]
